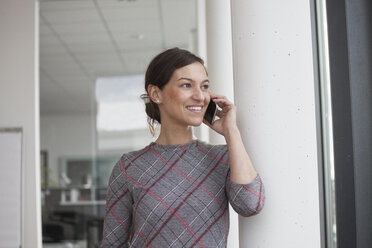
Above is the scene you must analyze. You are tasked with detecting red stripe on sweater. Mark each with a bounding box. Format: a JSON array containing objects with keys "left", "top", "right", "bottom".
[
  {"left": 124, "top": 146, "right": 151, "bottom": 170},
  {"left": 149, "top": 146, "right": 229, "bottom": 241},
  {"left": 105, "top": 189, "right": 129, "bottom": 219},
  {"left": 242, "top": 180, "right": 266, "bottom": 201},
  {"left": 132, "top": 146, "right": 187, "bottom": 246},
  {"left": 196, "top": 141, "right": 229, "bottom": 165},
  {"left": 195, "top": 141, "right": 229, "bottom": 239},
  {"left": 148, "top": 149, "right": 229, "bottom": 246},
  {"left": 191, "top": 204, "right": 228, "bottom": 247},
  {"left": 245, "top": 176, "right": 264, "bottom": 217},
  {"left": 105, "top": 198, "right": 130, "bottom": 243},
  {"left": 118, "top": 154, "right": 203, "bottom": 248}
]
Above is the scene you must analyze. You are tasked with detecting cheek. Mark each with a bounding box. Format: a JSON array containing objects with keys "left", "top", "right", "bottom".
[
  {"left": 204, "top": 92, "right": 211, "bottom": 102},
  {"left": 167, "top": 91, "right": 188, "bottom": 105}
]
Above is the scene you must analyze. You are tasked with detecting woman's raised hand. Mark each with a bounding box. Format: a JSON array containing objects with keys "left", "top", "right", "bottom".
[{"left": 203, "top": 94, "right": 239, "bottom": 136}]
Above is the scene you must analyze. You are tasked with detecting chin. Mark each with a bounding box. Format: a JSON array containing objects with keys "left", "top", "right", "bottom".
[{"left": 188, "top": 119, "right": 204, "bottom": 127}]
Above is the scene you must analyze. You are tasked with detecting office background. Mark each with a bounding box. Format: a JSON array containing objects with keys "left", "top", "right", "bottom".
[{"left": 0, "top": 0, "right": 371, "bottom": 247}]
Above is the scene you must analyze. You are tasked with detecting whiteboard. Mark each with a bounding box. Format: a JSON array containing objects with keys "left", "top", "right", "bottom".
[{"left": 0, "top": 128, "right": 22, "bottom": 248}]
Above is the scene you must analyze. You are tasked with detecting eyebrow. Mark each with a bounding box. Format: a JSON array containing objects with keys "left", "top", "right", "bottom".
[{"left": 177, "top": 77, "right": 209, "bottom": 83}]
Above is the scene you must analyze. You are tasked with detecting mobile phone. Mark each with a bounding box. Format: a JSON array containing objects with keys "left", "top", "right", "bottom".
[{"left": 204, "top": 99, "right": 217, "bottom": 125}]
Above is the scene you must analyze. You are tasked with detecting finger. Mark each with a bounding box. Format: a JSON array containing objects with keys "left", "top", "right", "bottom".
[
  {"left": 216, "top": 109, "right": 224, "bottom": 118},
  {"left": 221, "top": 107, "right": 229, "bottom": 113},
  {"left": 212, "top": 96, "right": 232, "bottom": 104},
  {"left": 210, "top": 94, "right": 228, "bottom": 102},
  {"left": 210, "top": 93, "right": 227, "bottom": 99},
  {"left": 213, "top": 98, "right": 233, "bottom": 109}
]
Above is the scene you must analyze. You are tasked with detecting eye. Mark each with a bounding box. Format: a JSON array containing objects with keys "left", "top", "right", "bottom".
[
  {"left": 181, "top": 83, "right": 192, "bottom": 88},
  {"left": 201, "top": 84, "right": 209, "bottom": 90}
]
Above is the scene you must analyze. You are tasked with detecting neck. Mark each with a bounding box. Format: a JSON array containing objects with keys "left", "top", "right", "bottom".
[{"left": 155, "top": 124, "right": 196, "bottom": 145}]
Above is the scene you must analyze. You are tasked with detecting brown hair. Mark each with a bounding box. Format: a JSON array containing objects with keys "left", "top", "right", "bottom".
[{"left": 140, "top": 47, "right": 205, "bottom": 136}]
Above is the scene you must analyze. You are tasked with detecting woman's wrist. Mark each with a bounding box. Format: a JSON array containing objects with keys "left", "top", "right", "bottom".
[{"left": 224, "top": 125, "right": 240, "bottom": 141}]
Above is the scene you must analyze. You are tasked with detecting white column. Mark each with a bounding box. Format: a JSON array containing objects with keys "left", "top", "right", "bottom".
[
  {"left": 230, "top": 0, "right": 322, "bottom": 247},
  {"left": 205, "top": 1, "right": 238, "bottom": 248},
  {"left": 205, "top": 0, "right": 235, "bottom": 144},
  {"left": 195, "top": 0, "right": 210, "bottom": 142},
  {"left": 205, "top": 0, "right": 234, "bottom": 102},
  {"left": 0, "top": 0, "right": 41, "bottom": 247}
]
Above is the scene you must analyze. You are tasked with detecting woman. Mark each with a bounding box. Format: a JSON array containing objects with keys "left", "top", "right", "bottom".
[{"left": 101, "top": 48, "right": 265, "bottom": 248}]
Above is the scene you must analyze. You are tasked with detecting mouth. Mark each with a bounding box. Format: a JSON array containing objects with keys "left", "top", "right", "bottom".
[{"left": 186, "top": 105, "right": 203, "bottom": 113}]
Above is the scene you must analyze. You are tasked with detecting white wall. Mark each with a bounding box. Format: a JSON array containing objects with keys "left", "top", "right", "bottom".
[
  {"left": 0, "top": 0, "right": 41, "bottom": 247},
  {"left": 230, "top": 0, "right": 322, "bottom": 247}
]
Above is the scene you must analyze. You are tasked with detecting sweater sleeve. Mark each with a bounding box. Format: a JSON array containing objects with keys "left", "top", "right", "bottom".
[
  {"left": 226, "top": 169, "right": 265, "bottom": 217},
  {"left": 101, "top": 161, "right": 133, "bottom": 247}
]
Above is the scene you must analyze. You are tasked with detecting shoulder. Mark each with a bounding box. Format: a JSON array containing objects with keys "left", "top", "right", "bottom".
[
  {"left": 195, "top": 140, "right": 229, "bottom": 164},
  {"left": 111, "top": 146, "right": 151, "bottom": 174},
  {"left": 196, "top": 140, "right": 227, "bottom": 153},
  {"left": 124, "top": 145, "right": 152, "bottom": 159}
]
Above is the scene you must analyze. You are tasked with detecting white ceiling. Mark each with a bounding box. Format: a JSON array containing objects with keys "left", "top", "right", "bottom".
[{"left": 40, "top": 0, "right": 197, "bottom": 115}]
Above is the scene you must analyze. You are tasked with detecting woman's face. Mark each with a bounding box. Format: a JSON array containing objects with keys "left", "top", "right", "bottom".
[{"left": 157, "top": 62, "right": 210, "bottom": 128}]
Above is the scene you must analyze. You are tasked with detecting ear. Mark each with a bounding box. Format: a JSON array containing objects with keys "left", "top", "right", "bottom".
[{"left": 147, "top": 84, "right": 163, "bottom": 104}]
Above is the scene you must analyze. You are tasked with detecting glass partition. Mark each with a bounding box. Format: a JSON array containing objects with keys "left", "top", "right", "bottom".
[{"left": 39, "top": 0, "right": 199, "bottom": 247}]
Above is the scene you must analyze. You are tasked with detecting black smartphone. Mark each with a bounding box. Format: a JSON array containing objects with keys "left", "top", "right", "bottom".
[{"left": 204, "top": 99, "right": 217, "bottom": 125}]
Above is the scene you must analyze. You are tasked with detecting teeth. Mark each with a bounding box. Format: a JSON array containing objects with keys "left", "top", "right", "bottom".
[{"left": 187, "top": 106, "right": 202, "bottom": 111}]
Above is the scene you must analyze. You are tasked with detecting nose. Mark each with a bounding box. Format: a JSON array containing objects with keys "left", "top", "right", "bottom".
[{"left": 192, "top": 87, "right": 204, "bottom": 101}]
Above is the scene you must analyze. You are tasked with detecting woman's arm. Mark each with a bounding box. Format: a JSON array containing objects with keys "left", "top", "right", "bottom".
[
  {"left": 224, "top": 127, "right": 258, "bottom": 184},
  {"left": 203, "top": 94, "right": 265, "bottom": 216},
  {"left": 203, "top": 94, "right": 258, "bottom": 184},
  {"left": 101, "top": 160, "right": 133, "bottom": 247}
]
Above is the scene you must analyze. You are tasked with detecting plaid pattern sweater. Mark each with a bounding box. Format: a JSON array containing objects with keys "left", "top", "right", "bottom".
[{"left": 101, "top": 139, "right": 265, "bottom": 248}]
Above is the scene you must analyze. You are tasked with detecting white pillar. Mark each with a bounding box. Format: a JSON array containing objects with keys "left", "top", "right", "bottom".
[
  {"left": 205, "top": 1, "right": 238, "bottom": 247},
  {"left": 230, "top": 0, "right": 322, "bottom": 247},
  {"left": 206, "top": 0, "right": 235, "bottom": 142},
  {"left": 0, "top": 0, "right": 41, "bottom": 247},
  {"left": 195, "top": 0, "right": 210, "bottom": 142}
]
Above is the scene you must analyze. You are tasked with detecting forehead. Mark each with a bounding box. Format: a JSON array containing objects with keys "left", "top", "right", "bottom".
[{"left": 171, "top": 62, "right": 208, "bottom": 80}]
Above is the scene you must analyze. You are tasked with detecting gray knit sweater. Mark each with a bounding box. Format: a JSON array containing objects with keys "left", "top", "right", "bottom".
[{"left": 101, "top": 139, "right": 265, "bottom": 248}]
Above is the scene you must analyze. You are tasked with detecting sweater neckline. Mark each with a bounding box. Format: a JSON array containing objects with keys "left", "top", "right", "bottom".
[{"left": 149, "top": 139, "right": 198, "bottom": 150}]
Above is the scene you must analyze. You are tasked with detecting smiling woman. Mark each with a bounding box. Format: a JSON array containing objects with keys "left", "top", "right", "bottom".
[
  {"left": 140, "top": 48, "right": 209, "bottom": 136},
  {"left": 101, "top": 48, "right": 265, "bottom": 248},
  {"left": 147, "top": 61, "right": 210, "bottom": 131}
]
